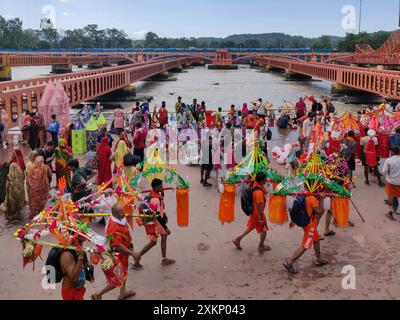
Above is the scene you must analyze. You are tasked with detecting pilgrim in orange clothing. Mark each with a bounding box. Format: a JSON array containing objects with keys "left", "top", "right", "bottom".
[
  {"left": 233, "top": 173, "right": 271, "bottom": 256},
  {"left": 246, "top": 182, "right": 268, "bottom": 234},
  {"left": 133, "top": 179, "right": 176, "bottom": 270},
  {"left": 92, "top": 204, "right": 138, "bottom": 300},
  {"left": 302, "top": 196, "right": 320, "bottom": 250},
  {"left": 283, "top": 182, "right": 329, "bottom": 274}
]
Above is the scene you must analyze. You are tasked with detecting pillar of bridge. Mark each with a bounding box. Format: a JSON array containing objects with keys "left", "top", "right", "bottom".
[
  {"left": 0, "top": 66, "right": 12, "bottom": 81},
  {"left": 191, "top": 61, "right": 205, "bottom": 67},
  {"left": 331, "top": 83, "right": 382, "bottom": 104},
  {"left": 88, "top": 63, "right": 103, "bottom": 69},
  {"left": 263, "top": 65, "right": 284, "bottom": 72},
  {"left": 147, "top": 71, "right": 170, "bottom": 81},
  {"left": 170, "top": 66, "right": 184, "bottom": 72},
  {"left": 51, "top": 64, "right": 73, "bottom": 74},
  {"left": 117, "top": 60, "right": 132, "bottom": 66},
  {"left": 284, "top": 70, "right": 312, "bottom": 81},
  {"left": 95, "top": 85, "right": 137, "bottom": 102}
]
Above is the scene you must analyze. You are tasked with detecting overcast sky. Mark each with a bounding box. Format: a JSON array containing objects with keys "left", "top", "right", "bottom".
[{"left": 0, "top": 0, "right": 398, "bottom": 39}]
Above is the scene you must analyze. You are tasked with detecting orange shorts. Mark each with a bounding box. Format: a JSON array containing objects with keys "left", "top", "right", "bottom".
[
  {"left": 61, "top": 287, "right": 86, "bottom": 300},
  {"left": 302, "top": 221, "right": 320, "bottom": 250},
  {"left": 247, "top": 213, "right": 268, "bottom": 234},
  {"left": 145, "top": 220, "right": 168, "bottom": 242}
]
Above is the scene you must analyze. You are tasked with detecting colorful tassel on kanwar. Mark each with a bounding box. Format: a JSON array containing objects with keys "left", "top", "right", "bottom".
[
  {"left": 332, "top": 197, "right": 350, "bottom": 228},
  {"left": 176, "top": 188, "right": 189, "bottom": 227},
  {"left": 218, "top": 184, "right": 236, "bottom": 225},
  {"left": 268, "top": 194, "right": 288, "bottom": 225}
]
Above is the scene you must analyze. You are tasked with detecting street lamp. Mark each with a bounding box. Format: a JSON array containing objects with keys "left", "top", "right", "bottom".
[{"left": 359, "top": 0, "right": 362, "bottom": 34}]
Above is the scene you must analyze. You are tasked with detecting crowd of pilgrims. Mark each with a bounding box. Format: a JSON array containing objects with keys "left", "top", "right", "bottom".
[
  {"left": 1, "top": 94, "right": 397, "bottom": 223},
  {"left": 3, "top": 93, "right": 400, "bottom": 298}
]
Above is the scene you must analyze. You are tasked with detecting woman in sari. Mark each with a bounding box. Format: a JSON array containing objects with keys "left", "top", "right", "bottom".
[
  {"left": 0, "top": 162, "right": 9, "bottom": 206},
  {"left": 55, "top": 138, "right": 73, "bottom": 192},
  {"left": 10, "top": 148, "right": 26, "bottom": 172},
  {"left": 4, "top": 163, "right": 25, "bottom": 222},
  {"left": 115, "top": 132, "right": 132, "bottom": 150},
  {"left": 26, "top": 151, "right": 38, "bottom": 203},
  {"left": 26, "top": 156, "right": 51, "bottom": 219},
  {"left": 97, "top": 136, "right": 113, "bottom": 188},
  {"left": 113, "top": 139, "right": 128, "bottom": 173}
]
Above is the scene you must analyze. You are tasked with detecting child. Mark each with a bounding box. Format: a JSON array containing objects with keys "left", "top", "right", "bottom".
[{"left": 86, "top": 145, "right": 98, "bottom": 170}]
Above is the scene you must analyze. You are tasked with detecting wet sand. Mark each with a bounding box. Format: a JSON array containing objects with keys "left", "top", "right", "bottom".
[{"left": 1, "top": 126, "right": 399, "bottom": 300}]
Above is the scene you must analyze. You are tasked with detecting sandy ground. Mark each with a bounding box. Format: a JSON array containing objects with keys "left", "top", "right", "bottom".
[{"left": 1, "top": 130, "right": 400, "bottom": 300}]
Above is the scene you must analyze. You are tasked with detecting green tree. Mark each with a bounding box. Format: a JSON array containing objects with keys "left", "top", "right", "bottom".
[
  {"left": 311, "top": 35, "right": 333, "bottom": 50},
  {"left": 244, "top": 39, "right": 261, "bottom": 48}
]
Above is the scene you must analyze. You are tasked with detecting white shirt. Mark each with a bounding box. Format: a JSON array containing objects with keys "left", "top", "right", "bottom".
[
  {"left": 383, "top": 155, "right": 400, "bottom": 185},
  {"left": 303, "top": 119, "right": 314, "bottom": 138}
]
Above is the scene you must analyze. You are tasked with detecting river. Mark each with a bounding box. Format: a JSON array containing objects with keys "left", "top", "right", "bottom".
[{"left": 11, "top": 64, "right": 365, "bottom": 116}]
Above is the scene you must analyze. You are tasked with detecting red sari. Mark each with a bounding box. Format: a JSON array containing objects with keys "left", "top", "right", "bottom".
[
  {"left": 10, "top": 149, "right": 26, "bottom": 172},
  {"left": 97, "top": 137, "right": 112, "bottom": 187}
]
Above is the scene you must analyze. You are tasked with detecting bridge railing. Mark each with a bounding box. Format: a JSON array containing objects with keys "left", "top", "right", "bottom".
[
  {"left": 0, "top": 57, "right": 203, "bottom": 126},
  {"left": 256, "top": 57, "right": 400, "bottom": 99}
]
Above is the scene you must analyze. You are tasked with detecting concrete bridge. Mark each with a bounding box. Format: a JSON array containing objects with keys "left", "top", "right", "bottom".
[
  {"left": 2, "top": 30, "right": 400, "bottom": 126},
  {"left": 0, "top": 57, "right": 203, "bottom": 126}
]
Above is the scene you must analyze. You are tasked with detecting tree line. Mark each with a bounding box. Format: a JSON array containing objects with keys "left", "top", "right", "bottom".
[{"left": 0, "top": 15, "right": 393, "bottom": 51}]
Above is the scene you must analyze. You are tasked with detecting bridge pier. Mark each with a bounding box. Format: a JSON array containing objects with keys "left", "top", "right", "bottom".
[
  {"left": 117, "top": 60, "right": 133, "bottom": 66},
  {"left": 170, "top": 66, "right": 183, "bottom": 73},
  {"left": 284, "top": 70, "right": 312, "bottom": 81},
  {"left": 191, "top": 61, "right": 205, "bottom": 67},
  {"left": 95, "top": 85, "right": 137, "bottom": 102},
  {"left": 147, "top": 71, "right": 170, "bottom": 81},
  {"left": 51, "top": 64, "right": 73, "bottom": 74},
  {"left": 259, "top": 65, "right": 284, "bottom": 73},
  {"left": 0, "top": 66, "right": 12, "bottom": 81},
  {"left": 331, "top": 83, "right": 383, "bottom": 104},
  {"left": 88, "top": 63, "right": 103, "bottom": 69}
]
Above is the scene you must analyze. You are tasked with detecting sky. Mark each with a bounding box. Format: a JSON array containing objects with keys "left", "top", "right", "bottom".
[{"left": 0, "top": 0, "right": 399, "bottom": 39}]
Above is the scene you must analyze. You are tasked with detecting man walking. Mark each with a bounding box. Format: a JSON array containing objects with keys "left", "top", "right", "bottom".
[
  {"left": 47, "top": 114, "right": 60, "bottom": 148},
  {"left": 232, "top": 173, "right": 271, "bottom": 256},
  {"left": 382, "top": 147, "right": 400, "bottom": 220}
]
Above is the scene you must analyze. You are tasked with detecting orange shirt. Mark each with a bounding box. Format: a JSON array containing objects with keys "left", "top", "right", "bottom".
[
  {"left": 252, "top": 182, "right": 267, "bottom": 215},
  {"left": 106, "top": 219, "right": 132, "bottom": 249},
  {"left": 22, "top": 115, "right": 31, "bottom": 127},
  {"left": 306, "top": 196, "right": 319, "bottom": 217},
  {"left": 247, "top": 114, "right": 256, "bottom": 128}
]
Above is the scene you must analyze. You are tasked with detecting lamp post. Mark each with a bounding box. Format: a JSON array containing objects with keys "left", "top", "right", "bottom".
[{"left": 359, "top": 0, "right": 362, "bottom": 34}]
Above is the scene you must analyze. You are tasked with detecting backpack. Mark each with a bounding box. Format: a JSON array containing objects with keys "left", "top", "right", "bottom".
[
  {"left": 317, "top": 103, "right": 323, "bottom": 111},
  {"left": 267, "top": 128, "right": 272, "bottom": 141},
  {"left": 290, "top": 196, "right": 313, "bottom": 227},
  {"left": 327, "top": 103, "right": 335, "bottom": 113},
  {"left": 45, "top": 248, "right": 77, "bottom": 284},
  {"left": 390, "top": 135, "right": 400, "bottom": 150},
  {"left": 241, "top": 183, "right": 262, "bottom": 216},
  {"left": 124, "top": 153, "right": 141, "bottom": 166}
]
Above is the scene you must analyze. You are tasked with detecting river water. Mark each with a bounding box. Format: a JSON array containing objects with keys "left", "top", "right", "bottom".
[{"left": 11, "top": 65, "right": 364, "bottom": 112}]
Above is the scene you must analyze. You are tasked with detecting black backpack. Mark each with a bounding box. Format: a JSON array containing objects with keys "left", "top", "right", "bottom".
[
  {"left": 289, "top": 196, "right": 314, "bottom": 227},
  {"left": 327, "top": 103, "right": 335, "bottom": 113},
  {"left": 241, "top": 183, "right": 262, "bottom": 216},
  {"left": 317, "top": 103, "right": 323, "bottom": 111},
  {"left": 267, "top": 128, "right": 272, "bottom": 141},
  {"left": 124, "top": 153, "right": 141, "bottom": 167},
  {"left": 45, "top": 248, "right": 77, "bottom": 284}
]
